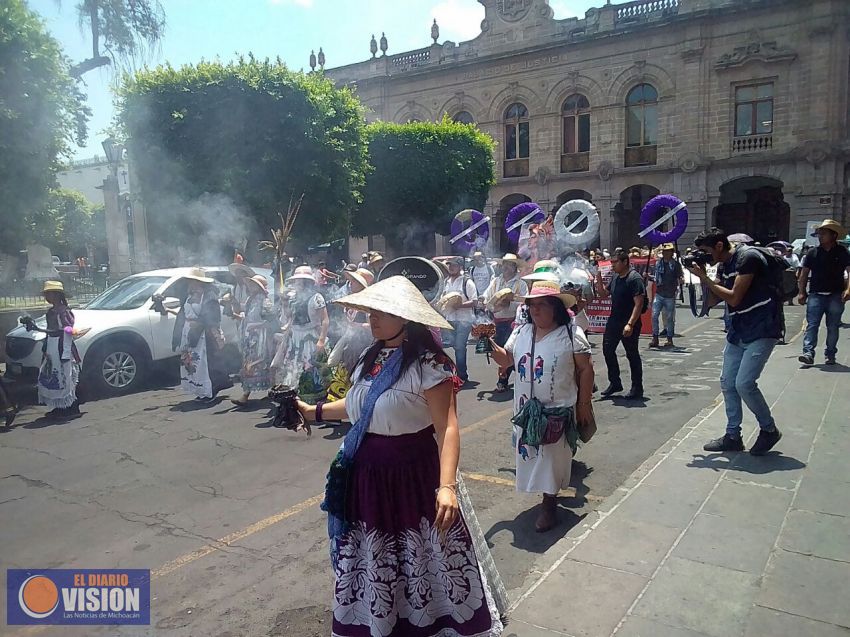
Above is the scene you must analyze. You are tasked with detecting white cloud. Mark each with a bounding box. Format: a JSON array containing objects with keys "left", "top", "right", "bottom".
[
  {"left": 270, "top": 0, "right": 314, "bottom": 7},
  {"left": 429, "top": 0, "right": 485, "bottom": 43}
]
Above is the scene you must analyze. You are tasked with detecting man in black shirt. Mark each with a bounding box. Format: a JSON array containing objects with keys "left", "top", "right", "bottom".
[
  {"left": 594, "top": 249, "right": 646, "bottom": 399},
  {"left": 798, "top": 219, "right": 850, "bottom": 366}
]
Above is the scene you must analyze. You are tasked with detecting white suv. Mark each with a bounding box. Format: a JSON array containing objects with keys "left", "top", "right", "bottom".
[{"left": 4, "top": 266, "right": 274, "bottom": 396}]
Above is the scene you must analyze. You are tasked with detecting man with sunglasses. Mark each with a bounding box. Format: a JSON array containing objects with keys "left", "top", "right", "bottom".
[
  {"left": 686, "top": 227, "right": 782, "bottom": 456},
  {"left": 594, "top": 249, "right": 646, "bottom": 399}
]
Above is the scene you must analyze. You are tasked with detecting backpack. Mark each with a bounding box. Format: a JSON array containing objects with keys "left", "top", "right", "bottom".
[{"left": 739, "top": 247, "right": 797, "bottom": 303}]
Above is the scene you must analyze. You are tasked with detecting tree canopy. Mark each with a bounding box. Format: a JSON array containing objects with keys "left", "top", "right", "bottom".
[
  {"left": 355, "top": 118, "right": 495, "bottom": 252},
  {"left": 117, "top": 57, "right": 369, "bottom": 256},
  {"left": 27, "top": 189, "right": 106, "bottom": 260},
  {"left": 0, "top": 0, "right": 90, "bottom": 252}
]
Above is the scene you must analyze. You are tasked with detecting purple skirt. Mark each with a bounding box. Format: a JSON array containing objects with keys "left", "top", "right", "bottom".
[{"left": 332, "top": 427, "right": 501, "bottom": 637}]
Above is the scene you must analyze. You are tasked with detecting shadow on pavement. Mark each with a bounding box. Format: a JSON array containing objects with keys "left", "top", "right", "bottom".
[
  {"left": 604, "top": 395, "right": 650, "bottom": 408},
  {"left": 816, "top": 363, "right": 849, "bottom": 373},
  {"left": 22, "top": 412, "right": 84, "bottom": 429},
  {"left": 169, "top": 397, "right": 226, "bottom": 412},
  {"left": 686, "top": 451, "right": 806, "bottom": 474}
]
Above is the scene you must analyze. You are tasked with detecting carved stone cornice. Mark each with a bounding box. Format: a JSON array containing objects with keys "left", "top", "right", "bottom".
[{"left": 715, "top": 31, "right": 797, "bottom": 70}]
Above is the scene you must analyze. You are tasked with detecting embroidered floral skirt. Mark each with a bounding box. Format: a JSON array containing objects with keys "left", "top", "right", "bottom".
[{"left": 333, "top": 427, "right": 502, "bottom": 637}]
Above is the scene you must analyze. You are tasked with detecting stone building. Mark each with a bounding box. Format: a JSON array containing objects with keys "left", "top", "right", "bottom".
[{"left": 326, "top": 0, "right": 850, "bottom": 253}]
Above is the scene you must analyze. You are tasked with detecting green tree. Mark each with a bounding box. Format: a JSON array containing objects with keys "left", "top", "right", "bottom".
[
  {"left": 0, "top": 0, "right": 90, "bottom": 252},
  {"left": 117, "top": 58, "right": 369, "bottom": 254},
  {"left": 356, "top": 118, "right": 495, "bottom": 252},
  {"left": 26, "top": 189, "right": 106, "bottom": 260},
  {"left": 68, "top": 0, "right": 166, "bottom": 78}
]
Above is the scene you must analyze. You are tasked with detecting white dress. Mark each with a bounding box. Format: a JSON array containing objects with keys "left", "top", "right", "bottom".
[{"left": 505, "top": 322, "right": 591, "bottom": 495}]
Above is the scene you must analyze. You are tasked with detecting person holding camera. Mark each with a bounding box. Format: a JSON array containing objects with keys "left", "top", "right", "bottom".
[
  {"left": 686, "top": 228, "right": 782, "bottom": 455},
  {"left": 594, "top": 249, "right": 646, "bottom": 400}
]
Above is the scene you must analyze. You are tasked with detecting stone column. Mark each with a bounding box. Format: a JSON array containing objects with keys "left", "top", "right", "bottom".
[{"left": 103, "top": 174, "right": 130, "bottom": 282}]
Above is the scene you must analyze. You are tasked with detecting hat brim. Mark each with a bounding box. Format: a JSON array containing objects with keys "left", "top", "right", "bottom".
[
  {"left": 522, "top": 271, "right": 560, "bottom": 283},
  {"left": 334, "top": 276, "right": 453, "bottom": 330},
  {"left": 520, "top": 290, "right": 577, "bottom": 308},
  {"left": 486, "top": 288, "right": 514, "bottom": 310},
  {"left": 343, "top": 270, "right": 370, "bottom": 289},
  {"left": 287, "top": 273, "right": 315, "bottom": 281},
  {"left": 228, "top": 263, "right": 256, "bottom": 278},
  {"left": 181, "top": 274, "right": 214, "bottom": 284},
  {"left": 811, "top": 223, "right": 846, "bottom": 237},
  {"left": 245, "top": 278, "right": 268, "bottom": 294}
]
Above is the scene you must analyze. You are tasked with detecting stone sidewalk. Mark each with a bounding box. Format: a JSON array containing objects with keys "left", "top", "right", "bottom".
[{"left": 508, "top": 325, "right": 850, "bottom": 637}]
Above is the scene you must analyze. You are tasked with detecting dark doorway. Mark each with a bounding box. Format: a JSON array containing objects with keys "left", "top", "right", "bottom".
[
  {"left": 713, "top": 177, "right": 789, "bottom": 243},
  {"left": 498, "top": 193, "right": 532, "bottom": 253},
  {"left": 613, "top": 184, "right": 659, "bottom": 250}
]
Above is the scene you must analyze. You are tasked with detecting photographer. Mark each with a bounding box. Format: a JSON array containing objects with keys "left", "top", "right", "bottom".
[{"left": 686, "top": 228, "right": 782, "bottom": 455}]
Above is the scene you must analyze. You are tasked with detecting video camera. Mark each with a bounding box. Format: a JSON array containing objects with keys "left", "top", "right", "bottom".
[{"left": 682, "top": 251, "right": 713, "bottom": 269}]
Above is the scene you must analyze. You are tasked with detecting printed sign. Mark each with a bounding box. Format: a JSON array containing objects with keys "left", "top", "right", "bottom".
[
  {"left": 7, "top": 569, "right": 150, "bottom": 625},
  {"left": 585, "top": 259, "right": 655, "bottom": 335}
]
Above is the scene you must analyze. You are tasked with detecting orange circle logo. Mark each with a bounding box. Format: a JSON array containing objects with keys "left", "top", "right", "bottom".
[{"left": 19, "top": 575, "right": 59, "bottom": 619}]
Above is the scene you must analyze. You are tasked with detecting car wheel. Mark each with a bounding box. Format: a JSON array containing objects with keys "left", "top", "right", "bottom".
[{"left": 86, "top": 341, "right": 149, "bottom": 396}]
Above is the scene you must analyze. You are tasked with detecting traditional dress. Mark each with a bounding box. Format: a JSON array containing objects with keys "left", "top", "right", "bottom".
[
  {"left": 506, "top": 322, "right": 591, "bottom": 494},
  {"left": 331, "top": 348, "right": 503, "bottom": 637},
  {"left": 272, "top": 289, "right": 329, "bottom": 400},
  {"left": 239, "top": 293, "right": 274, "bottom": 394},
  {"left": 37, "top": 305, "right": 80, "bottom": 409},
  {"left": 173, "top": 291, "right": 227, "bottom": 399}
]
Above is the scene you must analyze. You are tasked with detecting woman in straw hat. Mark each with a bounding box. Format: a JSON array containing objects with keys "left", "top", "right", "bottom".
[
  {"left": 230, "top": 275, "right": 276, "bottom": 407},
  {"left": 325, "top": 268, "right": 375, "bottom": 401},
  {"left": 296, "top": 276, "right": 503, "bottom": 637},
  {"left": 271, "top": 265, "right": 331, "bottom": 402},
  {"left": 36, "top": 280, "right": 83, "bottom": 417},
  {"left": 489, "top": 280, "right": 595, "bottom": 532},
  {"left": 481, "top": 253, "right": 528, "bottom": 392},
  {"left": 170, "top": 268, "right": 230, "bottom": 401}
]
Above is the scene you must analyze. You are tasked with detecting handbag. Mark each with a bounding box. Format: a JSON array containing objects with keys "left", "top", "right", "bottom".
[{"left": 568, "top": 324, "right": 597, "bottom": 443}]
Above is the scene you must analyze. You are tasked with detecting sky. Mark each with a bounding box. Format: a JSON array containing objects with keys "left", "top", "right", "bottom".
[{"left": 29, "top": 0, "right": 626, "bottom": 160}]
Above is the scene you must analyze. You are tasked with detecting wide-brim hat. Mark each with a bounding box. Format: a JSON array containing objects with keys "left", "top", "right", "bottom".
[
  {"left": 334, "top": 276, "right": 453, "bottom": 330},
  {"left": 181, "top": 267, "right": 214, "bottom": 284},
  {"left": 522, "top": 259, "right": 560, "bottom": 282},
  {"left": 487, "top": 288, "right": 514, "bottom": 310},
  {"left": 288, "top": 265, "right": 315, "bottom": 281},
  {"left": 245, "top": 274, "right": 268, "bottom": 295},
  {"left": 499, "top": 253, "right": 525, "bottom": 268},
  {"left": 520, "top": 280, "right": 577, "bottom": 309},
  {"left": 344, "top": 267, "right": 374, "bottom": 289},
  {"left": 228, "top": 262, "right": 255, "bottom": 278},
  {"left": 811, "top": 219, "right": 846, "bottom": 237},
  {"left": 659, "top": 242, "right": 675, "bottom": 251},
  {"left": 368, "top": 252, "right": 385, "bottom": 266},
  {"left": 42, "top": 280, "right": 64, "bottom": 293},
  {"left": 437, "top": 292, "right": 463, "bottom": 311}
]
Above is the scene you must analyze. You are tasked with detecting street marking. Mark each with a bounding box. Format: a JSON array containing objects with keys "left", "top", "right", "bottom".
[
  {"left": 461, "top": 472, "right": 605, "bottom": 502},
  {"left": 460, "top": 407, "right": 513, "bottom": 435}
]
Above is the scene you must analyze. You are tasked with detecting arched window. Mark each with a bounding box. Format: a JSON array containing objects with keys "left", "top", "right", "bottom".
[
  {"left": 453, "top": 111, "right": 475, "bottom": 125},
  {"left": 626, "top": 84, "right": 657, "bottom": 147},
  {"left": 504, "top": 103, "right": 529, "bottom": 160},
  {"left": 562, "top": 94, "right": 590, "bottom": 154}
]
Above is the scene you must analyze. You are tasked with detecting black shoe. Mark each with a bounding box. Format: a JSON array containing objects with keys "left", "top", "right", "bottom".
[
  {"left": 703, "top": 434, "right": 745, "bottom": 452},
  {"left": 825, "top": 357, "right": 836, "bottom": 365},
  {"left": 750, "top": 428, "right": 782, "bottom": 456},
  {"left": 600, "top": 384, "right": 623, "bottom": 397},
  {"left": 4, "top": 409, "right": 16, "bottom": 428},
  {"left": 495, "top": 379, "right": 509, "bottom": 393},
  {"left": 798, "top": 354, "right": 814, "bottom": 365},
  {"left": 66, "top": 402, "right": 80, "bottom": 415},
  {"left": 625, "top": 386, "right": 644, "bottom": 400}
]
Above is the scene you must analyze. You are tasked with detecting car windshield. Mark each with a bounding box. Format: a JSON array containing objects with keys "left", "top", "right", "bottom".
[{"left": 85, "top": 276, "right": 169, "bottom": 310}]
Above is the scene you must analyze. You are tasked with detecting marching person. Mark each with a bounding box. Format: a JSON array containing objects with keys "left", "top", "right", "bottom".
[
  {"left": 469, "top": 250, "right": 494, "bottom": 297},
  {"left": 36, "top": 281, "right": 82, "bottom": 418},
  {"left": 489, "top": 280, "right": 595, "bottom": 532},
  {"left": 230, "top": 275, "right": 276, "bottom": 407},
  {"left": 440, "top": 256, "right": 478, "bottom": 385},
  {"left": 594, "top": 249, "right": 646, "bottom": 399},
  {"left": 170, "top": 268, "right": 231, "bottom": 401},
  {"left": 688, "top": 228, "right": 782, "bottom": 455},
  {"left": 0, "top": 375, "right": 17, "bottom": 427},
  {"left": 296, "top": 276, "right": 504, "bottom": 637},
  {"left": 366, "top": 252, "right": 385, "bottom": 278},
  {"left": 226, "top": 262, "right": 256, "bottom": 321},
  {"left": 482, "top": 253, "right": 528, "bottom": 392},
  {"left": 649, "top": 242, "right": 684, "bottom": 348},
  {"left": 798, "top": 219, "right": 850, "bottom": 366}
]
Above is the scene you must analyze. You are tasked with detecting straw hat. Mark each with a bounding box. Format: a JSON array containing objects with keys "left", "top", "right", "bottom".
[
  {"left": 521, "top": 280, "right": 577, "bottom": 309},
  {"left": 431, "top": 258, "right": 450, "bottom": 277},
  {"left": 522, "top": 259, "right": 560, "bottom": 283},
  {"left": 344, "top": 267, "right": 374, "bottom": 290},
  {"left": 245, "top": 275, "right": 269, "bottom": 295},
  {"left": 437, "top": 292, "right": 463, "bottom": 312},
  {"left": 499, "top": 253, "right": 524, "bottom": 269},
  {"left": 334, "top": 276, "right": 453, "bottom": 330},
  {"left": 228, "top": 262, "right": 255, "bottom": 279},
  {"left": 181, "top": 267, "right": 214, "bottom": 284},
  {"left": 486, "top": 287, "right": 514, "bottom": 310},
  {"left": 42, "top": 280, "right": 64, "bottom": 293},
  {"left": 811, "top": 218, "right": 846, "bottom": 237},
  {"left": 287, "top": 265, "right": 315, "bottom": 281},
  {"left": 368, "top": 252, "right": 385, "bottom": 266}
]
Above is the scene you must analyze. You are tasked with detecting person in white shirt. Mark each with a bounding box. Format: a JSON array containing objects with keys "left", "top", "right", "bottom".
[
  {"left": 469, "top": 251, "right": 494, "bottom": 298},
  {"left": 481, "top": 253, "right": 528, "bottom": 392},
  {"left": 440, "top": 257, "right": 478, "bottom": 383}
]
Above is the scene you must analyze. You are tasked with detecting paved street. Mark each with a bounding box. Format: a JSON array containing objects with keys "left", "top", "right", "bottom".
[{"left": 0, "top": 304, "right": 807, "bottom": 636}]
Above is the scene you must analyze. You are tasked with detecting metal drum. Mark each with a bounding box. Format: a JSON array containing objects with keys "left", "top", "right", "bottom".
[{"left": 378, "top": 256, "right": 445, "bottom": 304}]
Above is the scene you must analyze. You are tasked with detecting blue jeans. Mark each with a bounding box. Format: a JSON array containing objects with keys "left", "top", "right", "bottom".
[
  {"left": 720, "top": 338, "right": 777, "bottom": 437},
  {"left": 448, "top": 321, "right": 472, "bottom": 381},
  {"left": 803, "top": 293, "right": 844, "bottom": 359},
  {"left": 651, "top": 295, "right": 676, "bottom": 338}
]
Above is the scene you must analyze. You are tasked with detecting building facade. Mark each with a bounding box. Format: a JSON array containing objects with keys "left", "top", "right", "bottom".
[{"left": 326, "top": 0, "right": 850, "bottom": 252}]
